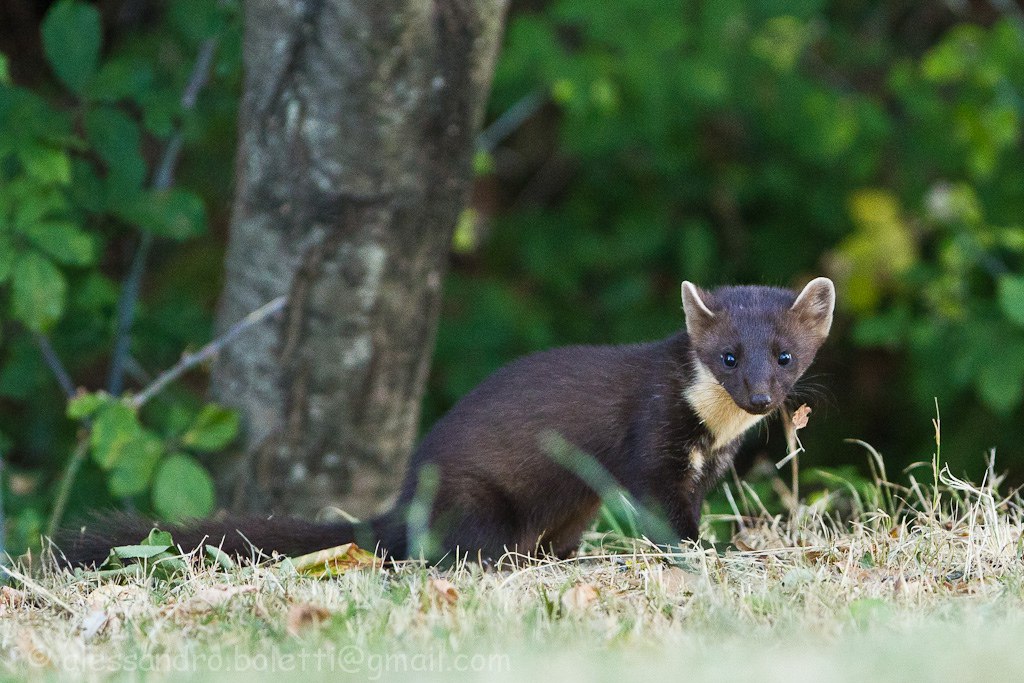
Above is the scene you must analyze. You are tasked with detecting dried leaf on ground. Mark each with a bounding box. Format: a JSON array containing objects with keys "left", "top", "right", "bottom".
[
  {"left": 286, "top": 603, "right": 331, "bottom": 636},
  {"left": 428, "top": 578, "right": 460, "bottom": 606},
  {"left": 180, "top": 585, "right": 257, "bottom": 613},
  {"left": 561, "top": 583, "right": 599, "bottom": 612},
  {"left": 86, "top": 584, "right": 152, "bottom": 621},
  {"left": 658, "top": 567, "right": 703, "bottom": 595},
  {"left": 289, "top": 543, "right": 379, "bottom": 578},
  {"left": 0, "top": 586, "right": 26, "bottom": 608}
]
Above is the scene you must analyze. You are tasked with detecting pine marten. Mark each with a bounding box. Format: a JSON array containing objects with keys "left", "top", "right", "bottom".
[{"left": 60, "top": 278, "right": 835, "bottom": 566}]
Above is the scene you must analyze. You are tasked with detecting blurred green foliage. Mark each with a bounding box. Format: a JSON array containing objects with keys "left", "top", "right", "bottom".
[
  {"left": 1, "top": 0, "right": 1023, "bottom": 555},
  {"left": 431, "top": 1, "right": 1024, "bottom": 482},
  {"left": 0, "top": 0, "right": 241, "bottom": 553}
]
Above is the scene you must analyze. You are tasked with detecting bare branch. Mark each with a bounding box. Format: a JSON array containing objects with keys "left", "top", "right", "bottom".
[
  {"left": 132, "top": 296, "right": 287, "bottom": 409},
  {"left": 476, "top": 90, "right": 544, "bottom": 152},
  {"left": 107, "top": 37, "right": 219, "bottom": 395},
  {"left": 33, "top": 333, "right": 75, "bottom": 399},
  {"left": 107, "top": 231, "right": 153, "bottom": 396}
]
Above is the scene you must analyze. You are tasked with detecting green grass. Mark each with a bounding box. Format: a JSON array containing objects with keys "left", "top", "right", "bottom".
[{"left": 3, "top": 445, "right": 1024, "bottom": 681}]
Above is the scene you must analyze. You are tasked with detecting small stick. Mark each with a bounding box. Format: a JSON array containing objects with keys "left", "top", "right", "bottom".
[
  {"left": 776, "top": 404, "right": 811, "bottom": 505},
  {"left": 476, "top": 90, "right": 545, "bottom": 152},
  {"left": 32, "top": 333, "right": 75, "bottom": 398},
  {"left": 132, "top": 296, "right": 287, "bottom": 409}
]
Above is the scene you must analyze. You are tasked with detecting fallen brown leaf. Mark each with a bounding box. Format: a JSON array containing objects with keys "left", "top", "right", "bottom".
[
  {"left": 86, "top": 584, "right": 152, "bottom": 622},
  {"left": 428, "top": 578, "right": 459, "bottom": 606},
  {"left": 658, "top": 567, "right": 702, "bottom": 594},
  {"left": 561, "top": 583, "right": 598, "bottom": 612},
  {"left": 180, "top": 585, "right": 257, "bottom": 613},
  {"left": 0, "top": 586, "right": 26, "bottom": 608},
  {"left": 290, "top": 543, "right": 379, "bottom": 577},
  {"left": 286, "top": 603, "right": 331, "bottom": 636}
]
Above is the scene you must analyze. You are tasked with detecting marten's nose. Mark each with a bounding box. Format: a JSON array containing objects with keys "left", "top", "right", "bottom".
[{"left": 750, "top": 393, "right": 771, "bottom": 409}]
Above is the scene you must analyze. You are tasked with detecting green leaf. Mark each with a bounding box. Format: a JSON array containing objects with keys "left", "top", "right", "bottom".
[
  {"left": 41, "top": 0, "right": 102, "bottom": 95},
  {"left": 71, "top": 272, "right": 119, "bottom": 311},
  {"left": 0, "top": 53, "right": 9, "bottom": 85},
  {"left": 17, "top": 146, "right": 72, "bottom": 185},
  {"left": 98, "top": 528, "right": 185, "bottom": 576},
  {"left": 205, "top": 545, "right": 237, "bottom": 571},
  {"left": 161, "top": 403, "right": 196, "bottom": 440},
  {"left": 0, "top": 338, "right": 46, "bottom": 400},
  {"left": 139, "top": 90, "right": 178, "bottom": 137},
  {"left": 0, "top": 236, "right": 14, "bottom": 284},
  {"left": 10, "top": 251, "right": 67, "bottom": 331},
  {"left": 12, "top": 185, "right": 68, "bottom": 229},
  {"left": 152, "top": 453, "right": 215, "bottom": 521},
  {"left": 67, "top": 391, "right": 107, "bottom": 419},
  {"left": 849, "top": 598, "right": 891, "bottom": 627},
  {"left": 89, "top": 58, "right": 154, "bottom": 102},
  {"left": 113, "top": 544, "right": 172, "bottom": 560},
  {"left": 18, "top": 221, "right": 96, "bottom": 266},
  {"left": 181, "top": 405, "right": 239, "bottom": 452},
  {"left": 142, "top": 529, "right": 174, "bottom": 547},
  {"left": 124, "top": 188, "right": 207, "bottom": 240},
  {"left": 84, "top": 107, "right": 146, "bottom": 200},
  {"left": 977, "top": 362, "right": 1024, "bottom": 414},
  {"left": 70, "top": 157, "right": 106, "bottom": 212},
  {"left": 108, "top": 431, "right": 163, "bottom": 497},
  {"left": 90, "top": 400, "right": 142, "bottom": 470},
  {"left": 998, "top": 275, "right": 1024, "bottom": 328}
]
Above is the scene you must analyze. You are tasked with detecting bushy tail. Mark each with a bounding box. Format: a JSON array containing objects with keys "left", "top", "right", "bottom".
[{"left": 55, "top": 510, "right": 407, "bottom": 568}]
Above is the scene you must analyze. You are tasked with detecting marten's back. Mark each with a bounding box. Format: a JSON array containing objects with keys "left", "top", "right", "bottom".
[{"left": 402, "top": 336, "right": 686, "bottom": 503}]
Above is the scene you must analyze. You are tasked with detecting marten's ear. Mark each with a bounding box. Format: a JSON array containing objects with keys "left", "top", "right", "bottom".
[
  {"left": 681, "top": 281, "right": 715, "bottom": 338},
  {"left": 790, "top": 277, "right": 836, "bottom": 338}
]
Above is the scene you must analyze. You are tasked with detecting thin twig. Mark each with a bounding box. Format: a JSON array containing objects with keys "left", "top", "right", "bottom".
[
  {"left": 45, "top": 434, "right": 90, "bottom": 540},
  {"left": 106, "top": 37, "right": 219, "bottom": 395},
  {"left": 107, "top": 231, "right": 153, "bottom": 395},
  {"left": 132, "top": 296, "right": 287, "bottom": 409},
  {"left": 476, "top": 90, "right": 545, "bottom": 152},
  {"left": 32, "top": 333, "right": 75, "bottom": 398}
]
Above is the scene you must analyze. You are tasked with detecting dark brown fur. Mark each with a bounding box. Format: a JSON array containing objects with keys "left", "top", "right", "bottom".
[{"left": 58, "top": 279, "right": 834, "bottom": 567}]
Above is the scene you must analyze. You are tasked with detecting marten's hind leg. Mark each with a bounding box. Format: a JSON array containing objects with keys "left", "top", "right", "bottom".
[
  {"left": 417, "top": 484, "right": 521, "bottom": 563},
  {"left": 538, "top": 497, "right": 602, "bottom": 559}
]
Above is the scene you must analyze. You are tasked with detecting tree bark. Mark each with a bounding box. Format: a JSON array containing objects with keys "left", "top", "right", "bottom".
[{"left": 210, "top": 0, "right": 508, "bottom": 518}]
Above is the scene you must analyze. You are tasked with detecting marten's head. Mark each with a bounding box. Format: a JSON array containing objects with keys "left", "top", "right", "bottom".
[{"left": 681, "top": 278, "right": 835, "bottom": 418}]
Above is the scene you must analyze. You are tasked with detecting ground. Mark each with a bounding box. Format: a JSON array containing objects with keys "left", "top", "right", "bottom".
[{"left": 2, "top": 457, "right": 1023, "bottom": 682}]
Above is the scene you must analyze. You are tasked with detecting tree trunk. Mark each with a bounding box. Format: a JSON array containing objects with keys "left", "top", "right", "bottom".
[{"left": 210, "top": 0, "right": 508, "bottom": 518}]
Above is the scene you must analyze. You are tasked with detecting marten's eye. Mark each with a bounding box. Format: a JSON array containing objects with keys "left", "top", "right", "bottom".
[
  {"left": 778, "top": 352, "right": 792, "bottom": 366},
  {"left": 722, "top": 352, "right": 737, "bottom": 368}
]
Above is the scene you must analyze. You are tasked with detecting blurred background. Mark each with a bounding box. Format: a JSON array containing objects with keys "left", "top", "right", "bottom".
[{"left": 1, "top": 0, "right": 1023, "bottom": 553}]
